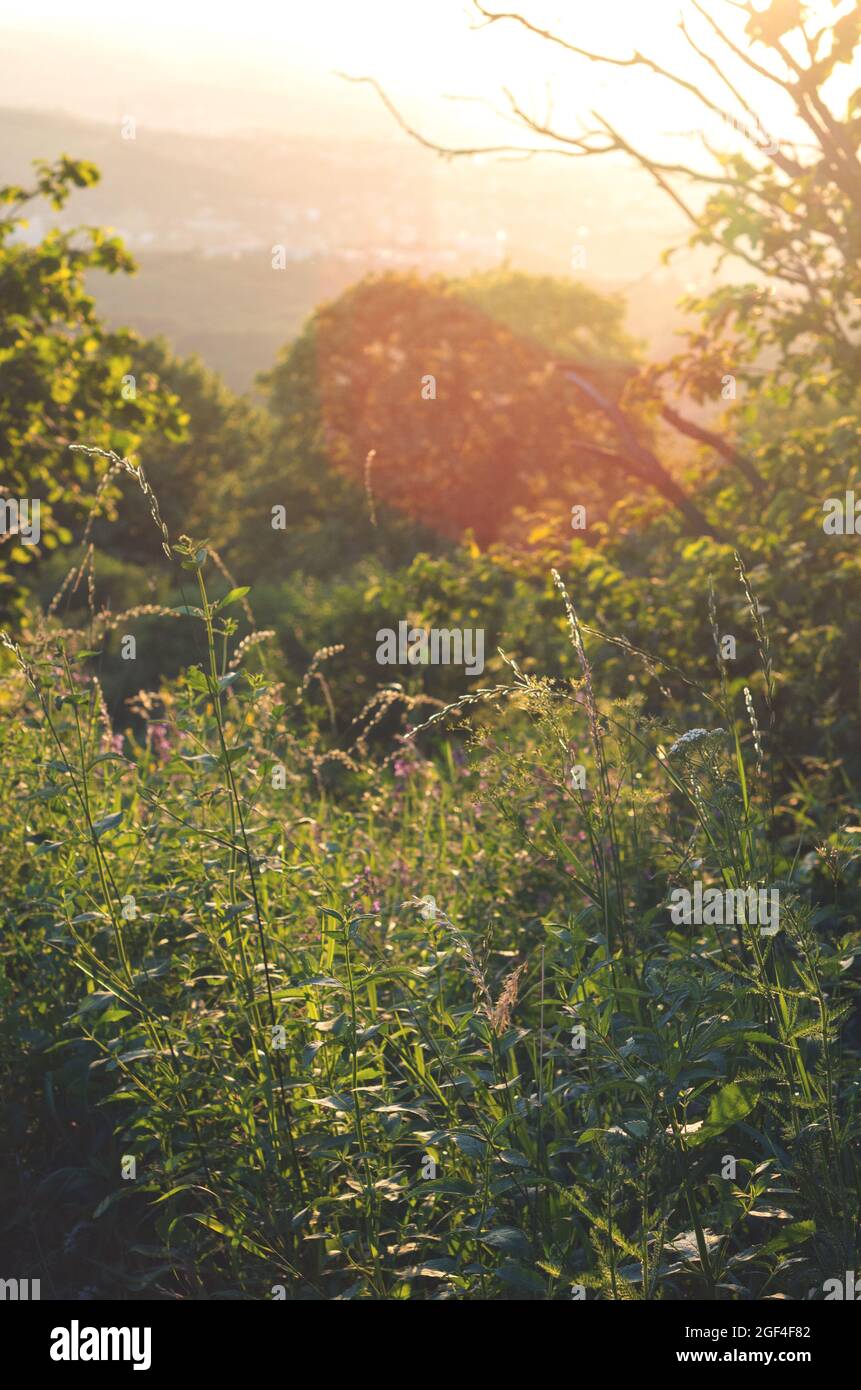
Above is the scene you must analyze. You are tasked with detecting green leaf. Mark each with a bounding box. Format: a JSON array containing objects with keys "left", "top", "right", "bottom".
[
  {"left": 761, "top": 1220, "right": 815, "bottom": 1256},
  {"left": 452, "top": 1132, "right": 486, "bottom": 1158},
  {"left": 184, "top": 666, "right": 210, "bottom": 692},
  {"left": 215, "top": 586, "right": 250, "bottom": 611},
  {"left": 577, "top": 1128, "right": 603, "bottom": 1145},
  {"left": 92, "top": 811, "right": 123, "bottom": 839},
  {"left": 481, "top": 1227, "right": 532, "bottom": 1256},
  {"left": 496, "top": 1149, "right": 531, "bottom": 1168},
  {"left": 496, "top": 1260, "right": 545, "bottom": 1294},
  {"left": 687, "top": 1081, "right": 759, "bottom": 1147}
]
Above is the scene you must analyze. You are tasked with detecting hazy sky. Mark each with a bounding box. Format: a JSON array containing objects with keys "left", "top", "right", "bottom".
[{"left": 0, "top": 1, "right": 854, "bottom": 150}]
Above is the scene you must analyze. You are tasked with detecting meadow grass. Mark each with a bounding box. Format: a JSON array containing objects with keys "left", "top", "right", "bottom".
[{"left": 1, "top": 465, "right": 860, "bottom": 1300}]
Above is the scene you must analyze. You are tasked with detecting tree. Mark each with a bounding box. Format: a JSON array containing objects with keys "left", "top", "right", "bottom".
[
  {"left": 344, "top": 2, "right": 861, "bottom": 503},
  {"left": 231, "top": 313, "right": 435, "bottom": 583},
  {"left": 450, "top": 266, "right": 639, "bottom": 371},
  {"left": 88, "top": 339, "right": 266, "bottom": 568},
  {"left": 261, "top": 270, "right": 715, "bottom": 546},
  {"left": 0, "top": 158, "right": 186, "bottom": 619}
]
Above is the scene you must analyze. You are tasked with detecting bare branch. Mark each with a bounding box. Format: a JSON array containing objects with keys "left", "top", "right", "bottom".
[
  {"left": 501, "top": 88, "right": 738, "bottom": 183},
  {"left": 660, "top": 404, "right": 764, "bottom": 493},
  {"left": 589, "top": 114, "right": 702, "bottom": 226},
  {"left": 336, "top": 73, "right": 579, "bottom": 159},
  {"left": 472, "top": 0, "right": 760, "bottom": 136},
  {"left": 677, "top": 15, "right": 803, "bottom": 179}
]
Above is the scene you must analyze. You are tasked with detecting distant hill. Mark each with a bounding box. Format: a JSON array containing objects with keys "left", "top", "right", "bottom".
[
  {"left": 1, "top": 107, "right": 707, "bottom": 391},
  {"left": 88, "top": 252, "right": 367, "bottom": 394}
]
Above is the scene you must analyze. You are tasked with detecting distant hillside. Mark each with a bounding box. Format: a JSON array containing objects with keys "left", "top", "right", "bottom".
[{"left": 1, "top": 107, "right": 707, "bottom": 391}]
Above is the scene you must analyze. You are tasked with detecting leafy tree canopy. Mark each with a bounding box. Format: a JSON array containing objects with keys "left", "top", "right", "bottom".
[
  {"left": 0, "top": 157, "right": 186, "bottom": 616},
  {"left": 262, "top": 270, "right": 658, "bottom": 546}
]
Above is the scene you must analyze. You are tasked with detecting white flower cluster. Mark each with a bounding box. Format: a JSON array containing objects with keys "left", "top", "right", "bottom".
[{"left": 667, "top": 727, "right": 726, "bottom": 759}]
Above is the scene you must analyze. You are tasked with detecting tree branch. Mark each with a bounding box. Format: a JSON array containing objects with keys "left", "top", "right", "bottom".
[
  {"left": 336, "top": 72, "right": 599, "bottom": 160},
  {"left": 660, "top": 403, "right": 764, "bottom": 493},
  {"left": 559, "top": 366, "right": 722, "bottom": 538}
]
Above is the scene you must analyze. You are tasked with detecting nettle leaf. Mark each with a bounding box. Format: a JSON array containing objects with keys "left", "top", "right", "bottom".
[
  {"left": 760, "top": 1220, "right": 815, "bottom": 1256},
  {"left": 184, "top": 666, "right": 211, "bottom": 693},
  {"left": 687, "top": 1081, "right": 760, "bottom": 1147}
]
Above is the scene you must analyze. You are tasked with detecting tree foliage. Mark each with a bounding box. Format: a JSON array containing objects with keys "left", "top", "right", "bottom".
[
  {"left": 0, "top": 158, "right": 185, "bottom": 615},
  {"left": 263, "top": 270, "right": 657, "bottom": 545}
]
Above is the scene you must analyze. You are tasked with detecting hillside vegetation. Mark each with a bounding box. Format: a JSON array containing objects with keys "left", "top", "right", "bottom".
[{"left": 4, "top": 0, "right": 861, "bottom": 1297}]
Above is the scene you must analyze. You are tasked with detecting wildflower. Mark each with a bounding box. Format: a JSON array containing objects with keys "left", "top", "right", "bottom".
[
  {"left": 346, "top": 865, "right": 382, "bottom": 913},
  {"left": 667, "top": 727, "right": 725, "bottom": 759},
  {"left": 148, "top": 722, "right": 171, "bottom": 761},
  {"left": 393, "top": 735, "right": 421, "bottom": 782}
]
